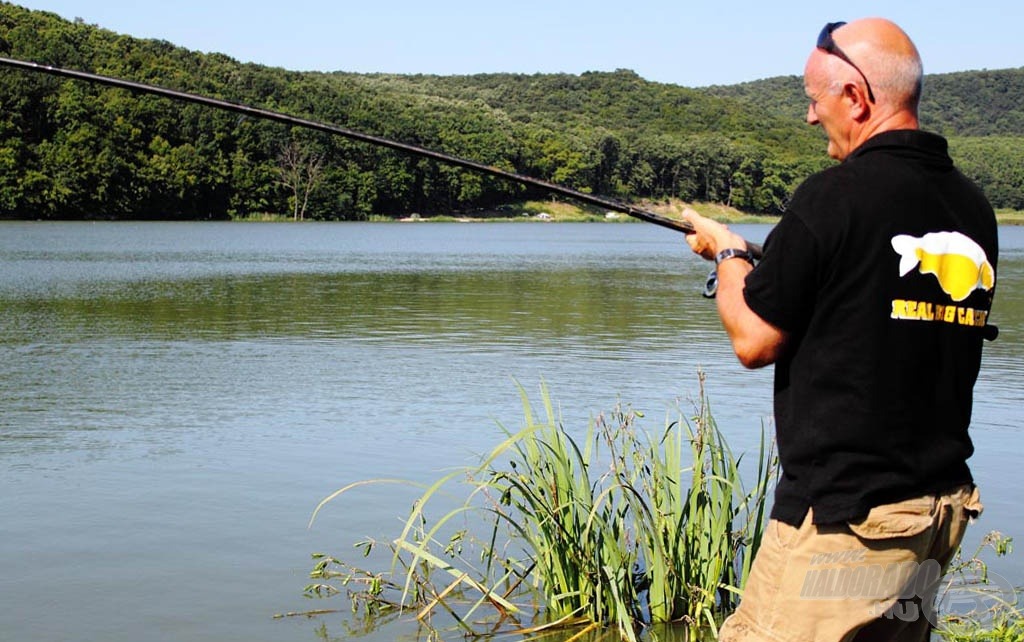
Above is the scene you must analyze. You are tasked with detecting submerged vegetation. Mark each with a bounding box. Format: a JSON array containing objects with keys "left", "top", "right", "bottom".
[{"left": 306, "top": 378, "right": 775, "bottom": 640}]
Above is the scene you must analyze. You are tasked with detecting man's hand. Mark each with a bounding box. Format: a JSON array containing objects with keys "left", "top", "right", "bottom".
[{"left": 681, "top": 208, "right": 748, "bottom": 261}]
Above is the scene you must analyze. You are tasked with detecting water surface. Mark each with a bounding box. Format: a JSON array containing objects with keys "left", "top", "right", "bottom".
[{"left": 1, "top": 222, "right": 1021, "bottom": 641}]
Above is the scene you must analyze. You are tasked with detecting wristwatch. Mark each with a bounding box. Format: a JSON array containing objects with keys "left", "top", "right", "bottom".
[{"left": 714, "top": 248, "right": 755, "bottom": 266}]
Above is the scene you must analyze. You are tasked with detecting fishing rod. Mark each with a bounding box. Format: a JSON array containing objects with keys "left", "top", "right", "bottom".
[
  {"left": 0, "top": 55, "right": 761, "bottom": 293},
  {"left": 0, "top": 56, "right": 699, "bottom": 230}
]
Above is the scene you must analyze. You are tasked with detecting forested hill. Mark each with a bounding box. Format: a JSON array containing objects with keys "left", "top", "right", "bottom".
[
  {"left": 702, "top": 68, "right": 1024, "bottom": 137},
  {"left": 702, "top": 69, "right": 1024, "bottom": 210},
  {"left": 340, "top": 71, "right": 826, "bottom": 154},
  {"left": 0, "top": 2, "right": 1021, "bottom": 221}
]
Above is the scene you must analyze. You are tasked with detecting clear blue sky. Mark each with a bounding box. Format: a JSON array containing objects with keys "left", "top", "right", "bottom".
[{"left": 14, "top": 1, "right": 1023, "bottom": 87}]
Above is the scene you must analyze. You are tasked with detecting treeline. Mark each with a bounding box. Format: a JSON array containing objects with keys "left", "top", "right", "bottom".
[{"left": 0, "top": 3, "right": 1021, "bottom": 220}]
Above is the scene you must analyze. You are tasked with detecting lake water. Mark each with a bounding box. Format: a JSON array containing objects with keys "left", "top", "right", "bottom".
[{"left": 1, "top": 221, "right": 1021, "bottom": 642}]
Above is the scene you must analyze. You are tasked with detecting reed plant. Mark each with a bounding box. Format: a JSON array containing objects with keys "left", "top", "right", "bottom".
[
  {"left": 307, "top": 377, "right": 776, "bottom": 640},
  {"left": 623, "top": 384, "right": 773, "bottom": 630}
]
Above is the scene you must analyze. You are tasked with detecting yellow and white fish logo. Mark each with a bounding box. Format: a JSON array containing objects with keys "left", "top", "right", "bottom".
[{"left": 891, "top": 232, "right": 995, "bottom": 302}]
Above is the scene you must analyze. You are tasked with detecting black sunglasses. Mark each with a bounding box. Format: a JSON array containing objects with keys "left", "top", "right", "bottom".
[{"left": 817, "top": 21, "right": 876, "bottom": 103}]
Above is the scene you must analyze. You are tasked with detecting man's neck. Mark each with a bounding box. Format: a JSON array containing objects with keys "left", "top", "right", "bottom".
[{"left": 853, "top": 110, "right": 920, "bottom": 150}]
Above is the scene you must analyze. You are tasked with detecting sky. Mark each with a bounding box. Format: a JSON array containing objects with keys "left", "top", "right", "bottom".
[{"left": 12, "top": 1, "right": 1024, "bottom": 87}]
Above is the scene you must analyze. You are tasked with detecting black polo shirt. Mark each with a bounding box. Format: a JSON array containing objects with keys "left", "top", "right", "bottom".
[{"left": 744, "top": 130, "right": 998, "bottom": 526}]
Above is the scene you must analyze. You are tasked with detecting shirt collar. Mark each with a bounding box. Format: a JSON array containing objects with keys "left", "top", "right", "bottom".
[{"left": 847, "top": 129, "right": 950, "bottom": 162}]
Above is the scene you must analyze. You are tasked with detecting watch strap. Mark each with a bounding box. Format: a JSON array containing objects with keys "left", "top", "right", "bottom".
[{"left": 714, "top": 248, "right": 755, "bottom": 266}]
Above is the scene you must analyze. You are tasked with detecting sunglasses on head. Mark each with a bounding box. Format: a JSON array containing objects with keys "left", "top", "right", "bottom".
[{"left": 817, "top": 21, "right": 876, "bottom": 103}]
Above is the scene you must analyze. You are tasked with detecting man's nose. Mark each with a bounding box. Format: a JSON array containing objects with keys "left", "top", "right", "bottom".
[{"left": 806, "top": 103, "right": 819, "bottom": 125}]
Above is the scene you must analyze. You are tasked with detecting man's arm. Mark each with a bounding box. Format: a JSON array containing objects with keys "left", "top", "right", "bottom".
[{"left": 682, "top": 209, "right": 788, "bottom": 369}]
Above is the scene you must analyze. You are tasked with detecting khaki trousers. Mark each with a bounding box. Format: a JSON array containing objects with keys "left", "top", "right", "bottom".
[{"left": 720, "top": 484, "right": 983, "bottom": 642}]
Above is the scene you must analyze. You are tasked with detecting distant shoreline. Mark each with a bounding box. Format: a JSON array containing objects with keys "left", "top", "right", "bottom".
[
  {"left": 5, "top": 201, "right": 1018, "bottom": 225},
  {"left": 229, "top": 199, "right": 1023, "bottom": 226}
]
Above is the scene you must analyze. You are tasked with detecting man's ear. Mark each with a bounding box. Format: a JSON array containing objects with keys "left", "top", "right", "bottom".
[{"left": 843, "top": 82, "right": 870, "bottom": 120}]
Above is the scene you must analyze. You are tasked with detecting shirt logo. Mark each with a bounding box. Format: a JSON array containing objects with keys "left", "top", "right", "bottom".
[{"left": 891, "top": 232, "right": 995, "bottom": 302}]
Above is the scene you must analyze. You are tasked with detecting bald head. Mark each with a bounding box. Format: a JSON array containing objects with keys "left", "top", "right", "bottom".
[
  {"left": 804, "top": 18, "right": 923, "bottom": 159},
  {"left": 820, "top": 18, "right": 923, "bottom": 113}
]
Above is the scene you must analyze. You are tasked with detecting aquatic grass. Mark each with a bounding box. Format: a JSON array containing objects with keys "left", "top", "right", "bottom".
[
  {"left": 307, "top": 378, "right": 777, "bottom": 640},
  {"left": 483, "top": 386, "right": 644, "bottom": 637},
  {"left": 624, "top": 383, "right": 774, "bottom": 629}
]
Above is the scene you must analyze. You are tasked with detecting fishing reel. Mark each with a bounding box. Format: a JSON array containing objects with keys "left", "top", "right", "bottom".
[
  {"left": 701, "top": 247, "right": 759, "bottom": 299},
  {"left": 696, "top": 245, "right": 761, "bottom": 298},
  {"left": 702, "top": 268, "right": 719, "bottom": 299}
]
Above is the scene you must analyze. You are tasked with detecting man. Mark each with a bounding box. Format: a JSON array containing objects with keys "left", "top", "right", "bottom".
[{"left": 682, "top": 18, "right": 997, "bottom": 641}]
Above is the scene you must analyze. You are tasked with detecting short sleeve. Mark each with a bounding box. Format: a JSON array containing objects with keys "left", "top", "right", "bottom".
[{"left": 743, "top": 212, "right": 822, "bottom": 333}]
